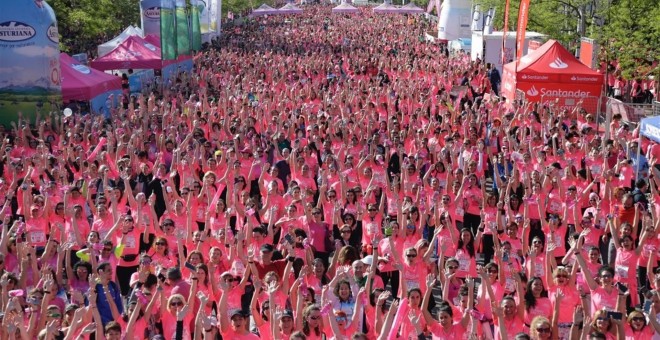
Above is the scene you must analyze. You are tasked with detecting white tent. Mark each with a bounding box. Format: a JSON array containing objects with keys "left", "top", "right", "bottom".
[
  {"left": 278, "top": 3, "right": 303, "bottom": 14},
  {"left": 250, "top": 4, "right": 278, "bottom": 16},
  {"left": 332, "top": 2, "right": 359, "bottom": 13},
  {"left": 97, "top": 26, "right": 144, "bottom": 58},
  {"left": 373, "top": 2, "right": 399, "bottom": 13},
  {"left": 398, "top": 2, "right": 424, "bottom": 13}
]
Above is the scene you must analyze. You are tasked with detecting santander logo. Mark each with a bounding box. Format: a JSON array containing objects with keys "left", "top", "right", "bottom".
[
  {"left": 526, "top": 86, "right": 539, "bottom": 97},
  {"left": 549, "top": 57, "right": 568, "bottom": 69}
]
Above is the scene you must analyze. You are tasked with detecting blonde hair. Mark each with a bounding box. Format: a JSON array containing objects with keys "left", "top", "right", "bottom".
[{"left": 530, "top": 316, "right": 551, "bottom": 339}]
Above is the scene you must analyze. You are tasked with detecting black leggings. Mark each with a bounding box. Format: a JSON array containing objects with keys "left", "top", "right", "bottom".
[
  {"left": 378, "top": 270, "right": 400, "bottom": 298},
  {"left": 116, "top": 265, "right": 139, "bottom": 297}
]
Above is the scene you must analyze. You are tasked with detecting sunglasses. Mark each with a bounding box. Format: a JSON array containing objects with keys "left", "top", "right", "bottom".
[
  {"left": 447, "top": 266, "right": 458, "bottom": 270},
  {"left": 368, "top": 209, "right": 377, "bottom": 212},
  {"left": 48, "top": 313, "right": 62, "bottom": 318},
  {"left": 169, "top": 301, "right": 183, "bottom": 307},
  {"left": 536, "top": 327, "right": 551, "bottom": 333},
  {"left": 313, "top": 212, "right": 322, "bottom": 215},
  {"left": 632, "top": 317, "right": 645, "bottom": 322},
  {"left": 406, "top": 254, "right": 417, "bottom": 258},
  {"left": 309, "top": 315, "right": 321, "bottom": 320},
  {"left": 155, "top": 242, "right": 166, "bottom": 246},
  {"left": 555, "top": 274, "right": 569, "bottom": 279},
  {"left": 341, "top": 230, "right": 351, "bottom": 234},
  {"left": 336, "top": 317, "right": 347, "bottom": 322}
]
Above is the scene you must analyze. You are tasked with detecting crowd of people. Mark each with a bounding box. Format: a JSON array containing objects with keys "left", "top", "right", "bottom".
[{"left": 2, "top": 4, "right": 660, "bottom": 340}]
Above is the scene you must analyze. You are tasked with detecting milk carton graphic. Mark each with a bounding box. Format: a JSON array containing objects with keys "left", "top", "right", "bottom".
[{"left": 0, "top": 0, "right": 61, "bottom": 124}]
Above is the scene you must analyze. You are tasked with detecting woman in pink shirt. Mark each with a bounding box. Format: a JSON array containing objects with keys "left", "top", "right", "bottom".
[
  {"left": 610, "top": 214, "right": 648, "bottom": 307},
  {"left": 574, "top": 252, "right": 619, "bottom": 316},
  {"left": 524, "top": 276, "right": 553, "bottom": 326}
]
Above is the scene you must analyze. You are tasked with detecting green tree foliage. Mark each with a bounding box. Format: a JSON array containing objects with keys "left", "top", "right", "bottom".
[
  {"left": 49, "top": 0, "right": 140, "bottom": 55},
  {"left": 476, "top": 0, "right": 659, "bottom": 78},
  {"left": 601, "top": 0, "right": 660, "bottom": 79}
]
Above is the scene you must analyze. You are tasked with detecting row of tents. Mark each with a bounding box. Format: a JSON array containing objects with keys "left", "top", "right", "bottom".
[
  {"left": 251, "top": 2, "right": 425, "bottom": 16},
  {"left": 62, "top": 25, "right": 194, "bottom": 113}
]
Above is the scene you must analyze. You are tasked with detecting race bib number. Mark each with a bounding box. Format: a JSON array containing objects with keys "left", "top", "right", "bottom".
[
  {"left": 615, "top": 265, "right": 629, "bottom": 279},
  {"left": 30, "top": 231, "right": 46, "bottom": 244},
  {"left": 505, "top": 278, "right": 516, "bottom": 292},
  {"left": 458, "top": 257, "right": 470, "bottom": 272},
  {"left": 406, "top": 279, "right": 420, "bottom": 291},
  {"left": 196, "top": 208, "right": 205, "bottom": 220},
  {"left": 455, "top": 206, "right": 465, "bottom": 216},
  {"left": 125, "top": 235, "right": 137, "bottom": 249},
  {"left": 534, "top": 263, "right": 544, "bottom": 278}
]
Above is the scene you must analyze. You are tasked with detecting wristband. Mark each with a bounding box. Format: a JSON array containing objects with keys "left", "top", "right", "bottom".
[
  {"left": 44, "top": 291, "right": 51, "bottom": 294},
  {"left": 204, "top": 328, "right": 213, "bottom": 333},
  {"left": 287, "top": 256, "right": 295, "bottom": 262},
  {"left": 248, "top": 261, "right": 254, "bottom": 264},
  {"left": 224, "top": 244, "right": 230, "bottom": 248}
]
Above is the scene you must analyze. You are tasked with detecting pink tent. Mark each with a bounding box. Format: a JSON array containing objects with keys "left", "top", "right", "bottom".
[
  {"left": 90, "top": 36, "right": 176, "bottom": 71},
  {"left": 61, "top": 53, "right": 122, "bottom": 101},
  {"left": 373, "top": 3, "right": 400, "bottom": 13},
  {"left": 144, "top": 34, "right": 161, "bottom": 47}
]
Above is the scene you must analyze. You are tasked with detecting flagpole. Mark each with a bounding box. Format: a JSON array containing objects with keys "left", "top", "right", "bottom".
[{"left": 216, "top": 0, "right": 222, "bottom": 39}]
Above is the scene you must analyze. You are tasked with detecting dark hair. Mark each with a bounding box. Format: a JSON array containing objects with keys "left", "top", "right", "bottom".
[
  {"left": 73, "top": 261, "right": 92, "bottom": 281},
  {"left": 524, "top": 277, "right": 548, "bottom": 311},
  {"left": 97, "top": 262, "right": 111, "bottom": 273},
  {"left": 457, "top": 228, "right": 475, "bottom": 257},
  {"left": 105, "top": 321, "right": 121, "bottom": 334},
  {"left": 333, "top": 280, "right": 354, "bottom": 303}
]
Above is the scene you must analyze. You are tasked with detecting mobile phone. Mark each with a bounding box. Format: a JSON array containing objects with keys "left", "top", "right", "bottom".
[
  {"left": 93, "top": 243, "right": 104, "bottom": 251},
  {"left": 502, "top": 252, "right": 510, "bottom": 263},
  {"left": 283, "top": 234, "right": 294, "bottom": 245},
  {"left": 644, "top": 300, "right": 653, "bottom": 314},
  {"left": 606, "top": 311, "right": 623, "bottom": 320},
  {"left": 616, "top": 282, "right": 628, "bottom": 294},
  {"left": 184, "top": 262, "right": 196, "bottom": 272}
]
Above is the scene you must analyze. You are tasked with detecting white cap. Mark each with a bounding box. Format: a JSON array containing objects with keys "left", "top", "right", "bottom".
[{"left": 361, "top": 255, "right": 373, "bottom": 266}]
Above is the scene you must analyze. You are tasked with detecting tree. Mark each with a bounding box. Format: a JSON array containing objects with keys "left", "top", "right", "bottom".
[
  {"left": 476, "top": 0, "right": 660, "bottom": 78},
  {"left": 50, "top": 0, "right": 140, "bottom": 55},
  {"left": 600, "top": 0, "right": 660, "bottom": 79}
]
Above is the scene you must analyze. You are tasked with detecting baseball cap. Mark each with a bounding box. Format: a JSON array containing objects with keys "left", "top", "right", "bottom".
[
  {"left": 229, "top": 309, "right": 246, "bottom": 319},
  {"left": 281, "top": 310, "right": 294, "bottom": 319},
  {"left": 361, "top": 255, "right": 374, "bottom": 266},
  {"left": 260, "top": 244, "right": 275, "bottom": 253}
]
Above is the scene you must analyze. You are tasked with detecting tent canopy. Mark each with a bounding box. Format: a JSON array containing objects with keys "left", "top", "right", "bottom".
[
  {"left": 97, "top": 25, "right": 144, "bottom": 57},
  {"left": 61, "top": 53, "right": 122, "bottom": 102},
  {"left": 278, "top": 3, "right": 303, "bottom": 14},
  {"left": 501, "top": 39, "right": 604, "bottom": 111},
  {"left": 332, "top": 2, "right": 359, "bottom": 13},
  {"left": 91, "top": 35, "right": 174, "bottom": 71},
  {"left": 399, "top": 2, "right": 424, "bottom": 13},
  {"left": 250, "top": 4, "right": 278, "bottom": 16},
  {"left": 641, "top": 116, "right": 660, "bottom": 144},
  {"left": 373, "top": 2, "right": 399, "bottom": 13}
]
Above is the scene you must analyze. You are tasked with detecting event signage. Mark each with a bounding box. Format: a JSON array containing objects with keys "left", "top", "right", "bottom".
[
  {"left": 160, "top": 0, "right": 177, "bottom": 60},
  {"left": 0, "top": 21, "right": 36, "bottom": 42},
  {"left": 140, "top": 0, "right": 161, "bottom": 36},
  {"left": 501, "top": 0, "right": 510, "bottom": 63},
  {"left": 0, "top": 0, "right": 61, "bottom": 124},
  {"left": 515, "top": 0, "right": 530, "bottom": 63}
]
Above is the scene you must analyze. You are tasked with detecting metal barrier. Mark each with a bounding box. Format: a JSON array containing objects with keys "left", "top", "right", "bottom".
[
  {"left": 607, "top": 98, "right": 655, "bottom": 124},
  {"left": 539, "top": 95, "right": 603, "bottom": 117}
]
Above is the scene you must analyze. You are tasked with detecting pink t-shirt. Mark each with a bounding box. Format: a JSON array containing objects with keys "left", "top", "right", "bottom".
[
  {"left": 590, "top": 286, "right": 618, "bottom": 316},
  {"left": 429, "top": 321, "right": 467, "bottom": 340}
]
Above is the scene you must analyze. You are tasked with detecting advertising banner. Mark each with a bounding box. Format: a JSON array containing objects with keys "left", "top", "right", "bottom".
[
  {"left": 175, "top": 0, "right": 191, "bottom": 56},
  {"left": 141, "top": 0, "right": 162, "bottom": 37},
  {"left": 0, "top": 0, "right": 61, "bottom": 125},
  {"left": 160, "top": 0, "right": 177, "bottom": 60},
  {"left": 515, "top": 0, "right": 530, "bottom": 62}
]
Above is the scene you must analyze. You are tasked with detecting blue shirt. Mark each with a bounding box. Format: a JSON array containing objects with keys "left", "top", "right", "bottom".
[{"left": 92, "top": 282, "right": 124, "bottom": 326}]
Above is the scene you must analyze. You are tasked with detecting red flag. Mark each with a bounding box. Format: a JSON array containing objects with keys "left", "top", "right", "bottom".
[
  {"left": 515, "top": 0, "right": 531, "bottom": 64},
  {"left": 501, "top": 0, "right": 511, "bottom": 64}
]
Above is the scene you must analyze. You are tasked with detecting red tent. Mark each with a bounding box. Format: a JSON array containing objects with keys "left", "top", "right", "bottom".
[
  {"left": 501, "top": 39, "right": 604, "bottom": 112},
  {"left": 90, "top": 35, "right": 176, "bottom": 71}
]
